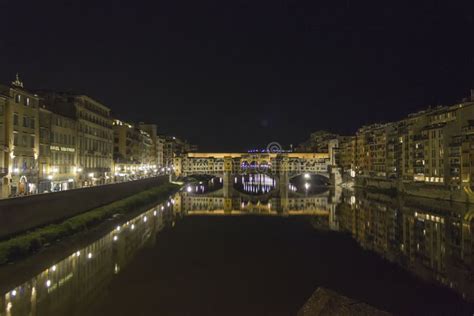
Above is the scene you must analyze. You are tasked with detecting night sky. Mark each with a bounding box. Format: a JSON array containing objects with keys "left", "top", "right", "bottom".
[{"left": 1, "top": 1, "right": 474, "bottom": 151}]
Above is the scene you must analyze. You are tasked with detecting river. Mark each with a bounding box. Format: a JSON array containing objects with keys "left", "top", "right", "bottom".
[{"left": 0, "top": 184, "right": 473, "bottom": 315}]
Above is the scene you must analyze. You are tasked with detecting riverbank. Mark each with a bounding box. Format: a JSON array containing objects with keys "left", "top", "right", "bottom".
[
  {"left": 0, "top": 182, "right": 180, "bottom": 266},
  {"left": 354, "top": 176, "right": 474, "bottom": 203},
  {"left": 0, "top": 176, "right": 170, "bottom": 239}
]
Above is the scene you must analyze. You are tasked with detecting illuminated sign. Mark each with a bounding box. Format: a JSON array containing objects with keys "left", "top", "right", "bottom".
[{"left": 50, "top": 145, "right": 75, "bottom": 152}]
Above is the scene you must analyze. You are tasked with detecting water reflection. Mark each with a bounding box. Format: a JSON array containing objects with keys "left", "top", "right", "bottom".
[
  {"left": 176, "top": 189, "right": 474, "bottom": 302},
  {"left": 184, "top": 177, "right": 223, "bottom": 194},
  {"left": 0, "top": 189, "right": 473, "bottom": 315},
  {"left": 0, "top": 199, "right": 178, "bottom": 316},
  {"left": 178, "top": 192, "right": 336, "bottom": 218},
  {"left": 234, "top": 174, "right": 275, "bottom": 195},
  {"left": 336, "top": 191, "right": 474, "bottom": 302}
]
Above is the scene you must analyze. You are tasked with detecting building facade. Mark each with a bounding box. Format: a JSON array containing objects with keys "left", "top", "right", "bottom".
[
  {"left": 38, "top": 107, "right": 79, "bottom": 193},
  {"left": 38, "top": 91, "right": 114, "bottom": 187},
  {"left": 337, "top": 136, "right": 355, "bottom": 174},
  {"left": 113, "top": 119, "right": 156, "bottom": 181},
  {"left": 138, "top": 123, "right": 164, "bottom": 169},
  {"left": 330, "top": 90, "right": 474, "bottom": 191},
  {"left": 0, "top": 75, "right": 40, "bottom": 197}
]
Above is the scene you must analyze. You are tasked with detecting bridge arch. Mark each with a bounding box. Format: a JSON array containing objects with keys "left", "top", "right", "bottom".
[{"left": 288, "top": 172, "right": 330, "bottom": 183}]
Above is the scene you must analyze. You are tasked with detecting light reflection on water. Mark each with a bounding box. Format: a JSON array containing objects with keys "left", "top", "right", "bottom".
[
  {"left": 234, "top": 174, "right": 275, "bottom": 195},
  {"left": 0, "top": 189, "right": 473, "bottom": 315},
  {"left": 0, "top": 197, "right": 178, "bottom": 316}
]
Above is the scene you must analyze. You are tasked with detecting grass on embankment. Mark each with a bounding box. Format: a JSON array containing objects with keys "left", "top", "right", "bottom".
[{"left": 0, "top": 182, "right": 180, "bottom": 265}]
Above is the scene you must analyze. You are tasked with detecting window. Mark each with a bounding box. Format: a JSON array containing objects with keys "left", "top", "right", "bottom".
[
  {"left": 25, "top": 97, "right": 30, "bottom": 106},
  {"left": 23, "top": 116, "right": 28, "bottom": 127},
  {"left": 15, "top": 95, "right": 21, "bottom": 103},
  {"left": 30, "top": 135, "right": 35, "bottom": 148},
  {"left": 30, "top": 118, "right": 35, "bottom": 129},
  {"left": 13, "top": 133, "right": 19, "bottom": 146},
  {"left": 13, "top": 113, "right": 19, "bottom": 126}
]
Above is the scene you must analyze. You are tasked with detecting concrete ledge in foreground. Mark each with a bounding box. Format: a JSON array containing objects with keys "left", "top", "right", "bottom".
[{"left": 297, "top": 287, "right": 391, "bottom": 316}]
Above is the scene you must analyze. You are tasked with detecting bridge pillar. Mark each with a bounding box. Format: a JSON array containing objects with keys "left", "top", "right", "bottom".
[
  {"left": 329, "top": 165, "right": 342, "bottom": 187},
  {"left": 224, "top": 198, "right": 233, "bottom": 213},
  {"left": 328, "top": 204, "right": 339, "bottom": 231},
  {"left": 275, "top": 155, "right": 289, "bottom": 213},
  {"left": 223, "top": 157, "right": 234, "bottom": 199}
]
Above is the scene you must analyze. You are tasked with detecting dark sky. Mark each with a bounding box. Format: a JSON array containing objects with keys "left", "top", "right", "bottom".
[{"left": 1, "top": 1, "right": 474, "bottom": 151}]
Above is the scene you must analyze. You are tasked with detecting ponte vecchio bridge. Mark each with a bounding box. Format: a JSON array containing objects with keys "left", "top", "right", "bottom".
[{"left": 172, "top": 152, "right": 342, "bottom": 209}]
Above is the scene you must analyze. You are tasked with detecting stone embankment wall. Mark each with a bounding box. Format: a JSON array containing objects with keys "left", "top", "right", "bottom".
[
  {"left": 0, "top": 176, "right": 169, "bottom": 239},
  {"left": 354, "top": 176, "right": 474, "bottom": 203}
]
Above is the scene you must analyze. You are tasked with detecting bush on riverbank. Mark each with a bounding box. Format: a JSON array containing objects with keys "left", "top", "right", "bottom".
[{"left": 0, "top": 183, "right": 180, "bottom": 265}]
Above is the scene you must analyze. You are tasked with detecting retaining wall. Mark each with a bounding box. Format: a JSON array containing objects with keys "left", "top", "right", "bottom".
[
  {"left": 0, "top": 176, "right": 169, "bottom": 239},
  {"left": 354, "top": 176, "right": 474, "bottom": 203}
]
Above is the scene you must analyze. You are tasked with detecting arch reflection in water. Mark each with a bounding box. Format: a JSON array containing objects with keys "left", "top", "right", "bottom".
[
  {"left": 234, "top": 174, "right": 275, "bottom": 195},
  {"left": 180, "top": 190, "right": 337, "bottom": 219},
  {"left": 184, "top": 177, "right": 222, "bottom": 195},
  {"left": 0, "top": 199, "right": 178, "bottom": 316}
]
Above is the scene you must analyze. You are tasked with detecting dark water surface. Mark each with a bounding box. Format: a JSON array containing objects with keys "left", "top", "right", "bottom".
[
  {"left": 1, "top": 189, "right": 473, "bottom": 315},
  {"left": 90, "top": 215, "right": 472, "bottom": 316}
]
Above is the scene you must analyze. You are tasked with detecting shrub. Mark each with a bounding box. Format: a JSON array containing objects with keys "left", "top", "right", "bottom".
[{"left": 0, "top": 183, "right": 179, "bottom": 265}]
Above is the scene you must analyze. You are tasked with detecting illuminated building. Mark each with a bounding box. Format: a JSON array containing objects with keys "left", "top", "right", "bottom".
[
  {"left": 138, "top": 123, "right": 163, "bottom": 169},
  {"left": 336, "top": 136, "right": 355, "bottom": 174},
  {"left": 38, "top": 107, "right": 79, "bottom": 193},
  {"left": 37, "top": 91, "right": 114, "bottom": 187},
  {"left": 354, "top": 123, "right": 397, "bottom": 178},
  {"left": 113, "top": 119, "right": 155, "bottom": 180},
  {"left": 333, "top": 89, "right": 474, "bottom": 192},
  {"left": 0, "top": 75, "right": 40, "bottom": 198}
]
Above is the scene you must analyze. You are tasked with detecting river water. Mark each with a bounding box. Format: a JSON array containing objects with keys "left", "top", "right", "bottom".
[{"left": 0, "top": 184, "right": 473, "bottom": 315}]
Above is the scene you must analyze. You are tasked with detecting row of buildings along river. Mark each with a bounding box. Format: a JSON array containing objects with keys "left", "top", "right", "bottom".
[
  {"left": 297, "top": 89, "right": 474, "bottom": 201},
  {"left": 0, "top": 74, "right": 197, "bottom": 198}
]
